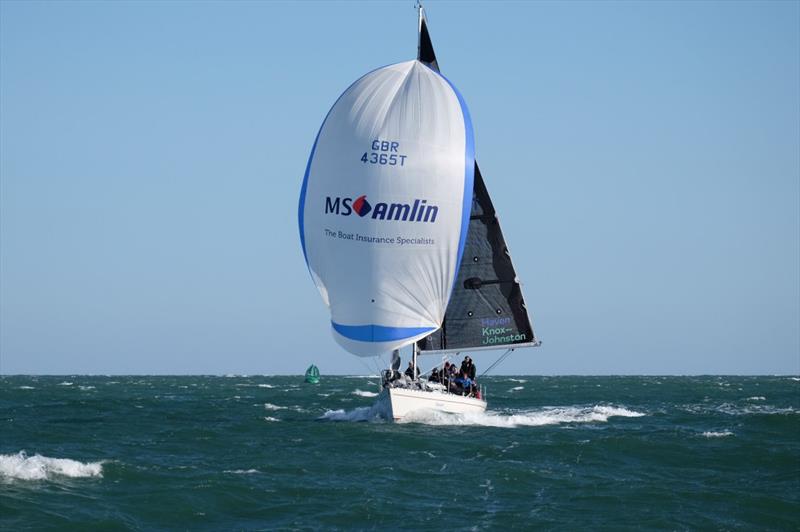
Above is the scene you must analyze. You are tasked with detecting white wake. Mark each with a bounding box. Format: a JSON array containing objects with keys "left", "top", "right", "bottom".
[
  {"left": 320, "top": 404, "right": 645, "bottom": 427},
  {"left": 398, "top": 405, "right": 646, "bottom": 427},
  {"left": 320, "top": 401, "right": 390, "bottom": 422}
]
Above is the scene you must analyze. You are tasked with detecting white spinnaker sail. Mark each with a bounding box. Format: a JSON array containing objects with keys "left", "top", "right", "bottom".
[{"left": 299, "top": 60, "right": 474, "bottom": 356}]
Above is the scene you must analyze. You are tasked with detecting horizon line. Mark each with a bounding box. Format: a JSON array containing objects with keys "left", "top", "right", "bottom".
[{"left": 1, "top": 373, "right": 798, "bottom": 378}]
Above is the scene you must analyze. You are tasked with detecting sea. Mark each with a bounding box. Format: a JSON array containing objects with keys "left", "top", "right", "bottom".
[{"left": 1, "top": 375, "right": 798, "bottom": 530}]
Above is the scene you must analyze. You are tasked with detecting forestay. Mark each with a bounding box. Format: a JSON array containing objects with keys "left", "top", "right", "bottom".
[{"left": 299, "top": 60, "right": 475, "bottom": 356}]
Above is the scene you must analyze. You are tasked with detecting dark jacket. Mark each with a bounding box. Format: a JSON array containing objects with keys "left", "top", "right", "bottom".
[
  {"left": 405, "top": 365, "right": 420, "bottom": 379},
  {"left": 461, "top": 361, "right": 476, "bottom": 380}
]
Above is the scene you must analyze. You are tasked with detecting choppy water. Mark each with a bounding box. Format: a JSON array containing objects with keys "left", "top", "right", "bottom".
[{"left": 1, "top": 375, "right": 798, "bottom": 530}]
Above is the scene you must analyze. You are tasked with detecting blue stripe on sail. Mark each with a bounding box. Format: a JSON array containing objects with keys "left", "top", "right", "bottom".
[
  {"left": 298, "top": 62, "right": 403, "bottom": 272},
  {"left": 332, "top": 322, "right": 436, "bottom": 343},
  {"left": 298, "top": 132, "right": 320, "bottom": 268},
  {"left": 426, "top": 65, "right": 475, "bottom": 292}
]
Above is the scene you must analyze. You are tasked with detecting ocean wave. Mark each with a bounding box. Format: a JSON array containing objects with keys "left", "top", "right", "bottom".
[
  {"left": 681, "top": 402, "right": 796, "bottom": 416},
  {"left": 509, "top": 386, "right": 524, "bottom": 392},
  {"left": 702, "top": 430, "right": 733, "bottom": 438},
  {"left": 0, "top": 451, "right": 103, "bottom": 480},
  {"left": 715, "top": 403, "right": 796, "bottom": 416},
  {"left": 257, "top": 384, "right": 275, "bottom": 388},
  {"left": 352, "top": 389, "right": 378, "bottom": 398},
  {"left": 320, "top": 402, "right": 390, "bottom": 422},
  {"left": 746, "top": 396, "right": 766, "bottom": 401},
  {"left": 263, "top": 416, "right": 281, "bottom": 422},
  {"left": 58, "top": 382, "right": 73, "bottom": 386},
  {"left": 79, "top": 386, "right": 96, "bottom": 391},
  {"left": 398, "top": 405, "right": 646, "bottom": 428},
  {"left": 18, "top": 386, "right": 35, "bottom": 390},
  {"left": 264, "top": 403, "right": 307, "bottom": 413},
  {"left": 507, "top": 378, "right": 527, "bottom": 383},
  {"left": 224, "top": 469, "right": 259, "bottom": 474}
]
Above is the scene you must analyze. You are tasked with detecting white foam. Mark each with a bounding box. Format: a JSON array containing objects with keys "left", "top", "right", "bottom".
[
  {"left": 18, "top": 386, "right": 35, "bottom": 390},
  {"left": 508, "top": 378, "right": 527, "bottom": 383},
  {"left": 320, "top": 401, "right": 389, "bottom": 422},
  {"left": 264, "top": 403, "right": 307, "bottom": 413},
  {"left": 58, "top": 382, "right": 73, "bottom": 386},
  {"left": 257, "top": 384, "right": 275, "bottom": 388},
  {"left": 79, "top": 386, "right": 95, "bottom": 391},
  {"left": 263, "top": 416, "right": 280, "bottom": 422},
  {"left": 509, "top": 386, "right": 524, "bottom": 392},
  {"left": 789, "top": 377, "right": 800, "bottom": 382},
  {"left": 224, "top": 469, "right": 259, "bottom": 474},
  {"left": 398, "top": 405, "right": 646, "bottom": 428},
  {"left": 321, "top": 407, "right": 374, "bottom": 422},
  {"left": 352, "top": 389, "right": 378, "bottom": 398},
  {"left": 0, "top": 451, "right": 103, "bottom": 480},
  {"left": 702, "top": 430, "right": 733, "bottom": 438},
  {"left": 746, "top": 396, "right": 766, "bottom": 401}
]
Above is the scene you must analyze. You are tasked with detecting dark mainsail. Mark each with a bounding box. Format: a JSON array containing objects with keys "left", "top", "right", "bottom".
[{"left": 416, "top": 7, "right": 538, "bottom": 354}]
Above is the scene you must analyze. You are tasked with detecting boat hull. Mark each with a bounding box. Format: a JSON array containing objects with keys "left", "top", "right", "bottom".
[{"left": 378, "top": 387, "right": 486, "bottom": 421}]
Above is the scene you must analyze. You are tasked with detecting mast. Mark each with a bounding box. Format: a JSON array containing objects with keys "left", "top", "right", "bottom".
[{"left": 414, "top": 4, "right": 440, "bottom": 373}]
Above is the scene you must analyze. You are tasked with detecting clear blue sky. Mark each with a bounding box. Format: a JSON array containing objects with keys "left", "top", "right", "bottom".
[{"left": 1, "top": 1, "right": 798, "bottom": 375}]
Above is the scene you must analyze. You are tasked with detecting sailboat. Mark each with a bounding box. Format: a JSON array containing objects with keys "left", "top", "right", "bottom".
[{"left": 299, "top": 5, "right": 539, "bottom": 420}]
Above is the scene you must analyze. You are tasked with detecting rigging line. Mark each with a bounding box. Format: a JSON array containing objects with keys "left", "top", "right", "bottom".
[
  {"left": 374, "top": 354, "right": 387, "bottom": 376},
  {"left": 479, "top": 349, "right": 513, "bottom": 378},
  {"left": 370, "top": 355, "right": 386, "bottom": 391},
  {"left": 356, "top": 355, "right": 379, "bottom": 378}
]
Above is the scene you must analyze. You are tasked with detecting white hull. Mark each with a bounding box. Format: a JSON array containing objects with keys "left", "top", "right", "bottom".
[{"left": 377, "top": 387, "right": 486, "bottom": 421}]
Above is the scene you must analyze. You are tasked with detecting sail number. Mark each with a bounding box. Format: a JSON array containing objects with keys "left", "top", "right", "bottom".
[{"left": 360, "top": 139, "right": 407, "bottom": 167}]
